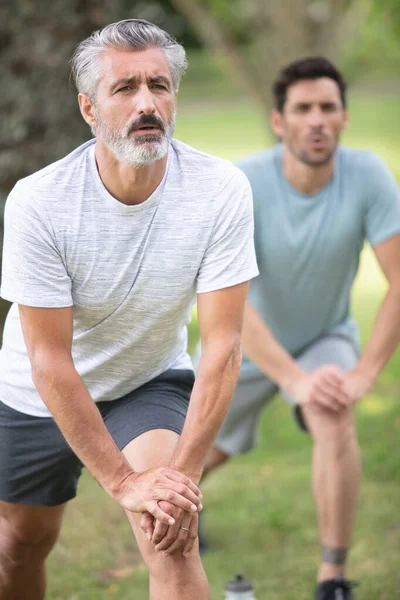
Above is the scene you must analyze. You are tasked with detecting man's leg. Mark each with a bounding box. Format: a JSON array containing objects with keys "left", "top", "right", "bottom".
[
  {"left": 199, "top": 375, "right": 276, "bottom": 552},
  {"left": 122, "top": 429, "right": 209, "bottom": 600},
  {"left": 198, "top": 375, "right": 276, "bottom": 554},
  {"left": 202, "top": 446, "right": 230, "bottom": 477},
  {"left": 288, "top": 335, "right": 360, "bottom": 583},
  {"left": 0, "top": 501, "right": 66, "bottom": 600},
  {"left": 198, "top": 447, "right": 231, "bottom": 553},
  {"left": 202, "top": 375, "right": 277, "bottom": 477},
  {"left": 0, "top": 399, "right": 83, "bottom": 600},
  {"left": 303, "top": 405, "right": 360, "bottom": 582}
]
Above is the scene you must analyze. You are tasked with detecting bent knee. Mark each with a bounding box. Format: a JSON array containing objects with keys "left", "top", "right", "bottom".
[
  {"left": 309, "top": 407, "right": 358, "bottom": 452},
  {"left": 147, "top": 547, "right": 201, "bottom": 583},
  {"left": 0, "top": 522, "right": 59, "bottom": 570}
]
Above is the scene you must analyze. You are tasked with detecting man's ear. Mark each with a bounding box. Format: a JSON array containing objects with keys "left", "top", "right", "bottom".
[
  {"left": 342, "top": 109, "right": 349, "bottom": 132},
  {"left": 78, "top": 93, "right": 96, "bottom": 129},
  {"left": 271, "top": 109, "right": 284, "bottom": 139}
]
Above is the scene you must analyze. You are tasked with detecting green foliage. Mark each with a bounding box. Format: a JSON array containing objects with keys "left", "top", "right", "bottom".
[
  {"left": 122, "top": 0, "right": 201, "bottom": 47},
  {"left": 205, "top": 0, "right": 254, "bottom": 43},
  {"left": 341, "top": 0, "right": 400, "bottom": 82},
  {"left": 122, "top": 1, "right": 400, "bottom": 87},
  {"left": 370, "top": 0, "right": 400, "bottom": 39}
]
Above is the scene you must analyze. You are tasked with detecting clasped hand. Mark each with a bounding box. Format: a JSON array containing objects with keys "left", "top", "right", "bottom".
[
  {"left": 113, "top": 466, "right": 202, "bottom": 532},
  {"left": 114, "top": 465, "right": 203, "bottom": 557},
  {"left": 138, "top": 469, "right": 203, "bottom": 557},
  {"left": 140, "top": 503, "right": 200, "bottom": 557},
  {"left": 288, "top": 364, "right": 375, "bottom": 411}
]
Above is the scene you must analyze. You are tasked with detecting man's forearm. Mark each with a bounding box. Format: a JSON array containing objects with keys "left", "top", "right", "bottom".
[
  {"left": 32, "top": 355, "right": 133, "bottom": 496},
  {"left": 356, "top": 286, "right": 400, "bottom": 379},
  {"left": 169, "top": 339, "right": 242, "bottom": 480},
  {"left": 242, "top": 302, "right": 302, "bottom": 391}
]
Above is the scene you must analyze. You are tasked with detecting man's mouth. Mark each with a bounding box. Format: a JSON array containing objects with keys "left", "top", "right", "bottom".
[
  {"left": 135, "top": 124, "right": 161, "bottom": 132},
  {"left": 308, "top": 135, "right": 328, "bottom": 149},
  {"left": 130, "top": 119, "right": 165, "bottom": 135}
]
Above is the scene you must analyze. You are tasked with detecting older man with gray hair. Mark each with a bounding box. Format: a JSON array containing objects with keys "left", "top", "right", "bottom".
[{"left": 0, "top": 19, "right": 258, "bottom": 599}]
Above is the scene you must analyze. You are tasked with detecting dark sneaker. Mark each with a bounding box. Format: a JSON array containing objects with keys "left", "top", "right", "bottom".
[{"left": 315, "top": 579, "right": 358, "bottom": 600}]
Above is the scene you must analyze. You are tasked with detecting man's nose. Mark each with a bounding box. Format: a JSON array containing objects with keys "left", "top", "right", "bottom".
[
  {"left": 307, "top": 107, "right": 325, "bottom": 128},
  {"left": 135, "top": 85, "right": 156, "bottom": 115}
]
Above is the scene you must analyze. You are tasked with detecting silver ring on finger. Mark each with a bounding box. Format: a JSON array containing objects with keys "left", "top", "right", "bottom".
[{"left": 180, "top": 526, "right": 190, "bottom": 531}]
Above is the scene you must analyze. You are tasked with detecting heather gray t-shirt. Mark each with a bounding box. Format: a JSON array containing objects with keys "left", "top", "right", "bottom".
[{"left": 0, "top": 139, "right": 258, "bottom": 417}]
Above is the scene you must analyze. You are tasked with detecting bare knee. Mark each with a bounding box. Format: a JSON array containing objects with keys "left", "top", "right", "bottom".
[
  {"left": 309, "top": 408, "right": 358, "bottom": 458},
  {"left": 0, "top": 519, "right": 59, "bottom": 573},
  {"left": 147, "top": 549, "right": 201, "bottom": 585}
]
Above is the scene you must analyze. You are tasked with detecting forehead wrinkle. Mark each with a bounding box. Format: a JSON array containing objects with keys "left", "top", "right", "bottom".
[{"left": 100, "top": 47, "right": 172, "bottom": 87}]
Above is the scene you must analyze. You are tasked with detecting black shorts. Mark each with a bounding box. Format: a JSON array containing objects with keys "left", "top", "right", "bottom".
[{"left": 0, "top": 369, "right": 194, "bottom": 507}]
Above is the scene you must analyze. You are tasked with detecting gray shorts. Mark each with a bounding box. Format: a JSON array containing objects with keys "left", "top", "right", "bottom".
[
  {"left": 215, "top": 334, "right": 358, "bottom": 455},
  {"left": 0, "top": 369, "right": 194, "bottom": 506}
]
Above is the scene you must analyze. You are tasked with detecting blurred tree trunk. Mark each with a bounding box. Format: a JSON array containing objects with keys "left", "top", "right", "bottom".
[
  {"left": 170, "top": 0, "right": 369, "bottom": 113},
  {"left": 0, "top": 0, "right": 121, "bottom": 197},
  {"left": 0, "top": 1, "right": 122, "bottom": 338}
]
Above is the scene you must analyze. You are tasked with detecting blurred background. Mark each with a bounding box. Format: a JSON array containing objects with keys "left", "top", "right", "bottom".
[{"left": 0, "top": 1, "right": 399, "bottom": 598}]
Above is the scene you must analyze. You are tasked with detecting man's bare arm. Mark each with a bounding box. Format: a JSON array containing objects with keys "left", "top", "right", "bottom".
[
  {"left": 242, "top": 302, "right": 302, "bottom": 389},
  {"left": 169, "top": 281, "right": 249, "bottom": 479},
  {"left": 344, "top": 233, "right": 400, "bottom": 400},
  {"left": 241, "top": 302, "right": 349, "bottom": 411},
  {"left": 19, "top": 305, "right": 202, "bottom": 523},
  {"left": 148, "top": 281, "right": 249, "bottom": 554}
]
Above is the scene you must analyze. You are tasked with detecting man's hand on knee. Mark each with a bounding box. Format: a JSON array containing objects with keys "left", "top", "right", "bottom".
[
  {"left": 145, "top": 502, "right": 199, "bottom": 556},
  {"left": 288, "top": 365, "right": 350, "bottom": 412},
  {"left": 342, "top": 367, "right": 375, "bottom": 403},
  {"left": 162, "top": 511, "right": 198, "bottom": 558},
  {"left": 113, "top": 467, "right": 202, "bottom": 526}
]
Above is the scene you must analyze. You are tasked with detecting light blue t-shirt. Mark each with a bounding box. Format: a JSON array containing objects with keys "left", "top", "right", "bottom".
[{"left": 238, "top": 144, "right": 400, "bottom": 379}]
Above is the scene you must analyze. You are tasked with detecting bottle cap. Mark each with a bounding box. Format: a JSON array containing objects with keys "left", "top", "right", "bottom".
[{"left": 225, "top": 574, "right": 253, "bottom": 592}]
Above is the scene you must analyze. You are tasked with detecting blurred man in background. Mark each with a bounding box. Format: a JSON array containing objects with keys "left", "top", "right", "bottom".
[
  {"left": 0, "top": 19, "right": 258, "bottom": 600},
  {"left": 199, "top": 57, "right": 400, "bottom": 600}
]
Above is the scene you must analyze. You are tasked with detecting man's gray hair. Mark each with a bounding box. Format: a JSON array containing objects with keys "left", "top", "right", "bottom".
[{"left": 71, "top": 19, "right": 187, "bottom": 99}]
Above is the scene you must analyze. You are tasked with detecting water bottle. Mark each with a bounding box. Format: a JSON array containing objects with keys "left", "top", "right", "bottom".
[{"left": 224, "top": 574, "right": 256, "bottom": 599}]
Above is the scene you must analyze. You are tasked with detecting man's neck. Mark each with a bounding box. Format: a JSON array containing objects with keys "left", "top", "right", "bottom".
[
  {"left": 95, "top": 141, "right": 168, "bottom": 206},
  {"left": 282, "top": 147, "right": 335, "bottom": 196}
]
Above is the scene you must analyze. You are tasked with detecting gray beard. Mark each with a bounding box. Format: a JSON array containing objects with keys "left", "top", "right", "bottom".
[{"left": 93, "top": 109, "right": 176, "bottom": 168}]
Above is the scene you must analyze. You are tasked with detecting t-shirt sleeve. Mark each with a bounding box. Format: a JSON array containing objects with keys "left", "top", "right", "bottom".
[
  {"left": 196, "top": 165, "right": 259, "bottom": 294},
  {"left": 364, "top": 153, "right": 400, "bottom": 246},
  {"left": 1, "top": 183, "right": 73, "bottom": 307}
]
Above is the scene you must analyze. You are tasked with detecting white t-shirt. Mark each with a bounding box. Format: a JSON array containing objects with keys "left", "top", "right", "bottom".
[{"left": 0, "top": 138, "right": 258, "bottom": 417}]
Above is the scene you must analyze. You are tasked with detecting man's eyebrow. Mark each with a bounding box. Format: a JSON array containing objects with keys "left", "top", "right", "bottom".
[
  {"left": 148, "top": 75, "right": 171, "bottom": 87},
  {"left": 320, "top": 101, "right": 339, "bottom": 107},
  {"left": 292, "top": 101, "right": 339, "bottom": 109},
  {"left": 110, "top": 75, "right": 171, "bottom": 91},
  {"left": 110, "top": 76, "right": 138, "bottom": 91}
]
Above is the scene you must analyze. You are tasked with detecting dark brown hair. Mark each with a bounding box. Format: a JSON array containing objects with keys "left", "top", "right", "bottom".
[{"left": 273, "top": 56, "right": 347, "bottom": 112}]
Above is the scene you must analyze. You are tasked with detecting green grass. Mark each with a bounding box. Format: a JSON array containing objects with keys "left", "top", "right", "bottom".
[{"left": 41, "top": 93, "right": 400, "bottom": 598}]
